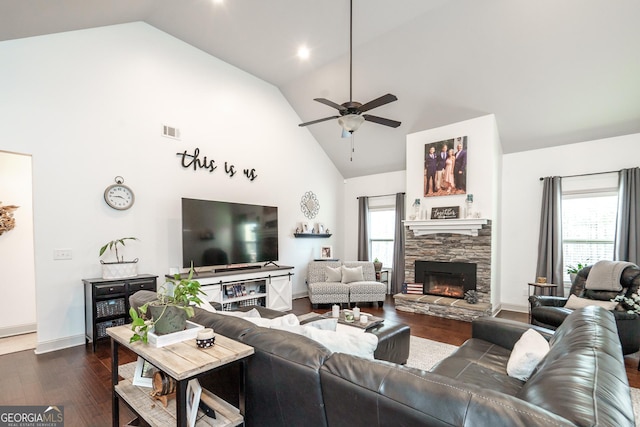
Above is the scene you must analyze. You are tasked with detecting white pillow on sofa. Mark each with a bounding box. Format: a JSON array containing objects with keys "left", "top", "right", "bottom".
[
  {"left": 243, "top": 313, "right": 299, "bottom": 328},
  {"left": 341, "top": 266, "right": 364, "bottom": 283},
  {"left": 216, "top": 308, "right": 262, "bottom": 318},
  {"left": 273, "top": 324, "right": 378, "bottom": 359},
  {"left": 325, "top": 266, "right": 342, "bottom": 282},
  {"left": 564, "top": 294, "right": 618, "bottom": 310},
  {"left": 506, "top": 328, "right": 550, "bottom": 381}
]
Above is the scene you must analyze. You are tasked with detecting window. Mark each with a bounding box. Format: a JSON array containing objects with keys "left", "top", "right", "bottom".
[
  {"left": 369, "top": 208, "right": 395, "bottom": 269},
  {"left": 562, "top": 193, "right": 617, "bottom": 283}
]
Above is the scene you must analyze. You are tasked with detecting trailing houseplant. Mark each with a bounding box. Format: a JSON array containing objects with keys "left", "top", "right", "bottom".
[
  {"left": 99, "top": 237, "right": 139, "bottom": 279},
  {"left": 129, "top": 264, "right": 205, "bottom": 343}
]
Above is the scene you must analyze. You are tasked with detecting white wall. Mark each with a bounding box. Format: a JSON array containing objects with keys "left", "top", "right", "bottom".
[
  {"left": 0, "top": 23, "right": 344, "bottom": 352},
  {"left": 0, "top": 151, "right": 36, "bottom": 336},
  {"left": 500, "top": 132, "right": 640, "bottom": 311}
]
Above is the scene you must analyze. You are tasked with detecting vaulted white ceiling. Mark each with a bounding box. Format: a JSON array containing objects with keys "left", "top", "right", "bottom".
[{"left": 2, "top": 0, "right": 639, "bottom": 178}]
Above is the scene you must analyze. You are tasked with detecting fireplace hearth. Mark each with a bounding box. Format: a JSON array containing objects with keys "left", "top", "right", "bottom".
[{"left": 416, "top": 261, "right": 476, "bottom": 299}]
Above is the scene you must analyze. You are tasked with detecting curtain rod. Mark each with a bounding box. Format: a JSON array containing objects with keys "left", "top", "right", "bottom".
[
  {"left": 539, "top": 169, "right": 619, "bottom": 181},
  {"left": 356, "top": 192, "right": 405, "bottom": 199}
]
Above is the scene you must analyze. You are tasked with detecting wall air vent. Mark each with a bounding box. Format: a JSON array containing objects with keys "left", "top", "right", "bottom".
[{"left": 162, "top": 125, "right": 180, "bottom": 140}]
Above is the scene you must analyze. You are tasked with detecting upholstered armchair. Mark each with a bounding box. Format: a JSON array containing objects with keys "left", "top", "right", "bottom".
[{"left": 529, "top": 263, "right": 640, "bottom": 355}]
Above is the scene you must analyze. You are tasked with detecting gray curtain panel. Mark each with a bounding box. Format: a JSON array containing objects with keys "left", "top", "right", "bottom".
[
  {"left": 357, "top": 196, "right": 370, "bottom": 261},
  {"left": 614, "top": 167, "right": 640, "bottom": 265},
  {"left": 536, "top": 176, "right": 564, "bottom": 296},
  {"left": 391, "top": 192, "right": 406, "bottom": 294}
]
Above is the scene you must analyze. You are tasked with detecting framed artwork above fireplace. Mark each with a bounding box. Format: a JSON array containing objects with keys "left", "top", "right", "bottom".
[{"left": 424, "top": 136, "right": 468, "bottom": 198}]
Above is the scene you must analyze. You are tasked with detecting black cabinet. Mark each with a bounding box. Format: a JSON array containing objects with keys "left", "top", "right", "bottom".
[{"left": 83, "top": 274, "right": 157, "bottom": 351}]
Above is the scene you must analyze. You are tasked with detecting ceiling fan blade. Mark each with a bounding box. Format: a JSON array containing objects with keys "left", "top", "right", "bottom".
[
  {"left": 357, "top": 93, "right": 398, "bottom": 113},
  {"left": 363, "top": 114, "right": 401, "bottom": 128},
  {"left": 314, "top": 98, "right": 347, "bottom": 111},
  {"left": 298, "top": 116, "right": 340, "bottom": 127}
]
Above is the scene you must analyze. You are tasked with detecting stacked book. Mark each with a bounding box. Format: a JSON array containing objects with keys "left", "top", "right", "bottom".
[{"left": 404, "top": 283, "right": 423, "bottom": 295}]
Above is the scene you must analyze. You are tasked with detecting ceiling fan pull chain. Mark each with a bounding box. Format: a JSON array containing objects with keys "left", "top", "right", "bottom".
[{"left": 350, "top": 134, "right": 355, "bottom": 162}]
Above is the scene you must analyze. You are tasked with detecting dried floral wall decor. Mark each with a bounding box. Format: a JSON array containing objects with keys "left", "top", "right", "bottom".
[{"left": 0, "top": 202, "right": 19, "bottom": 236}]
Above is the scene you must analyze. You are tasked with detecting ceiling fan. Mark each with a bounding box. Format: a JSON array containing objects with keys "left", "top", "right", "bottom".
[{"left": 298, "top": 0, "right": 401, "bottom": 135}]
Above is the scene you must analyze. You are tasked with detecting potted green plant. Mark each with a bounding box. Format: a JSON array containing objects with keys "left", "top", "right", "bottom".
[
  {"left": 99, "top": 237, "right": 139, "bottom": 279},
  {"left": 129, "top": 265, "right": 205, "bottom": 343},
  {"left": 567, "top": 262, "right": 587, "bottom": 284},
  {"left": 373, "top": 258, "right": 383, "bottom": 272}
]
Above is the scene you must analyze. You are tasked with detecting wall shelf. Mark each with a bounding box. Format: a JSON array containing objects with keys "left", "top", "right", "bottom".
[
  {"left": 404, "top": 218, "right": 488, "bottom": 236},
  {"left": 294, "top": 233, "right": 332, "bottom": 238}
]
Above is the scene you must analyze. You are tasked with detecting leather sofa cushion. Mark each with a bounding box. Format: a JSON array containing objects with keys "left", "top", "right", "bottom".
[
  {"left": 129, "top": 290, "right": 158, "bottom": 312},
  {"left": 431, "top": 338, "right": 524, "bottom": 396},
  {"left": 321, "top": 353, "right": 574, "bottom": 427}
]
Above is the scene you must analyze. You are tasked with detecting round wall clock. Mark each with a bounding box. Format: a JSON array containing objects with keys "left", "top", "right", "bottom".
[
  {"left": 301, "top": 191, "right": 320, "bottom": 219},
  {"left": 104, "top": 176, "right": 135, "bottom": 210}
]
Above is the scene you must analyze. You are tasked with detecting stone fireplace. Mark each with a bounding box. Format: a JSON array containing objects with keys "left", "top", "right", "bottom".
[
  {"left": 416, "top": 260, "right": 476, "bottom": 299},
  {"left": 394, "top": 220, "right": 493, "bottom": 321}
]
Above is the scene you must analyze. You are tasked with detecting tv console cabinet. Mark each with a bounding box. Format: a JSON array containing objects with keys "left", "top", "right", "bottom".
[{"left": 167, "top": 265, "right": 294, "bottom": 311}]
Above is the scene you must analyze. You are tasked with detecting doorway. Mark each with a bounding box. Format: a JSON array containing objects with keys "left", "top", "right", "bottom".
[{"left": 0, "top": 150, "right": 37, "bottom": 342}]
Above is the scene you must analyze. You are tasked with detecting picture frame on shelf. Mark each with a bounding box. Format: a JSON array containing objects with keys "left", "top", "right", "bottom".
[
  {"left": 320, "top": 245, "right": 333, "bottom": 259},
  {"left": 186, "top": 378, "right": 202, "bottom": 427},
  {"left": 132, "top": 356, "right": 156, "bottom": 388},
  {"left": 301, "top": 222, "right": 310, "bottom": 233},
  {"left": 317, "top": 223, "right": 325, "bottom": 234}
]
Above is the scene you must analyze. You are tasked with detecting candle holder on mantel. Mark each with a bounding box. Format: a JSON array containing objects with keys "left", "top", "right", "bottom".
[
  {"left": 465, "top": 194, "right": 474, "bottom": 218},
  {"left": 410, "top": 198, "right": 421, "bottom": 220}
]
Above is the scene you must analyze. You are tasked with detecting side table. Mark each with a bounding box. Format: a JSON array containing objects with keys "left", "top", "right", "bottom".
[
  {"left": 376, "top": 269, "right": 390, "bottom": 293},
  {"left": 107, "top": 324, "right": 253, "bottom": 427},
  {"left": 527, "top": 282, "right": 558, "bottom": 296}
]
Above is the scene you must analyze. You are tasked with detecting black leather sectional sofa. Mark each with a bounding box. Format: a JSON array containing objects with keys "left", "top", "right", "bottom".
[{"left": 131, "top": 292, "right": 635, "bottom": 426}]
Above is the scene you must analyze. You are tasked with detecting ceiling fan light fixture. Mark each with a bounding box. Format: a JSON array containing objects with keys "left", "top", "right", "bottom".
[{"left": 338, "top": 114, "right": 364, "bottom": 133}]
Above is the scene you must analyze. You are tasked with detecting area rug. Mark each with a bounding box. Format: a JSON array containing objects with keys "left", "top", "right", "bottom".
[{"left": 405, "top": 335, "right": 640, "bottom": 423}]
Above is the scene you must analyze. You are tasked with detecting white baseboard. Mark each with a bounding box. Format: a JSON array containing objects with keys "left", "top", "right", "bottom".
[
  {"left": 499, "top": 303, "right": 528, "bottom": 314},
  {"left": 0, "top": 323, "right": 36, "bottom": 338},
  {"left": 35, "top": 334, "right": 86, "bottom": 354},
  {"left": 292, "top": 292, "right": 309, "bottom": 300}
]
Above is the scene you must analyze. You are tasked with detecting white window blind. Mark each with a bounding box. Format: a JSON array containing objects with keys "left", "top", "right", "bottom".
[
  {"left": 369, "top": 208, "right": 395, "bottom": 268},
  {"left": 562, "top": 193, "right": 617, "bottom": 282}
]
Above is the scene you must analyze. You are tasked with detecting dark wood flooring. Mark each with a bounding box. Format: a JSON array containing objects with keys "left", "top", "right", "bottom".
[{"left": 1, "top": 295, "right": 638, "bottom": 426}]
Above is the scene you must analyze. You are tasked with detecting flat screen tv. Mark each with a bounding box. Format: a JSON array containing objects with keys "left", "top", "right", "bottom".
[{"left": 181, "top": 198, "right": 278, "bottom": 269}]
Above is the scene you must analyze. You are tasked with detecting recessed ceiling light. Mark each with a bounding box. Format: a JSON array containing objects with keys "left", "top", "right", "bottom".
[
  {"left": 212, "top": 0, "right": 224, "bottom": 4},
  {"left": 297, "top": 46, "right": 310, "bottom": 60}
]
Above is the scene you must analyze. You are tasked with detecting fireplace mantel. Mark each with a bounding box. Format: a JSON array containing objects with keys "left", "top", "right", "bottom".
[{"left": 404, "top": 218, "right": 488, "bottom": 236}]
